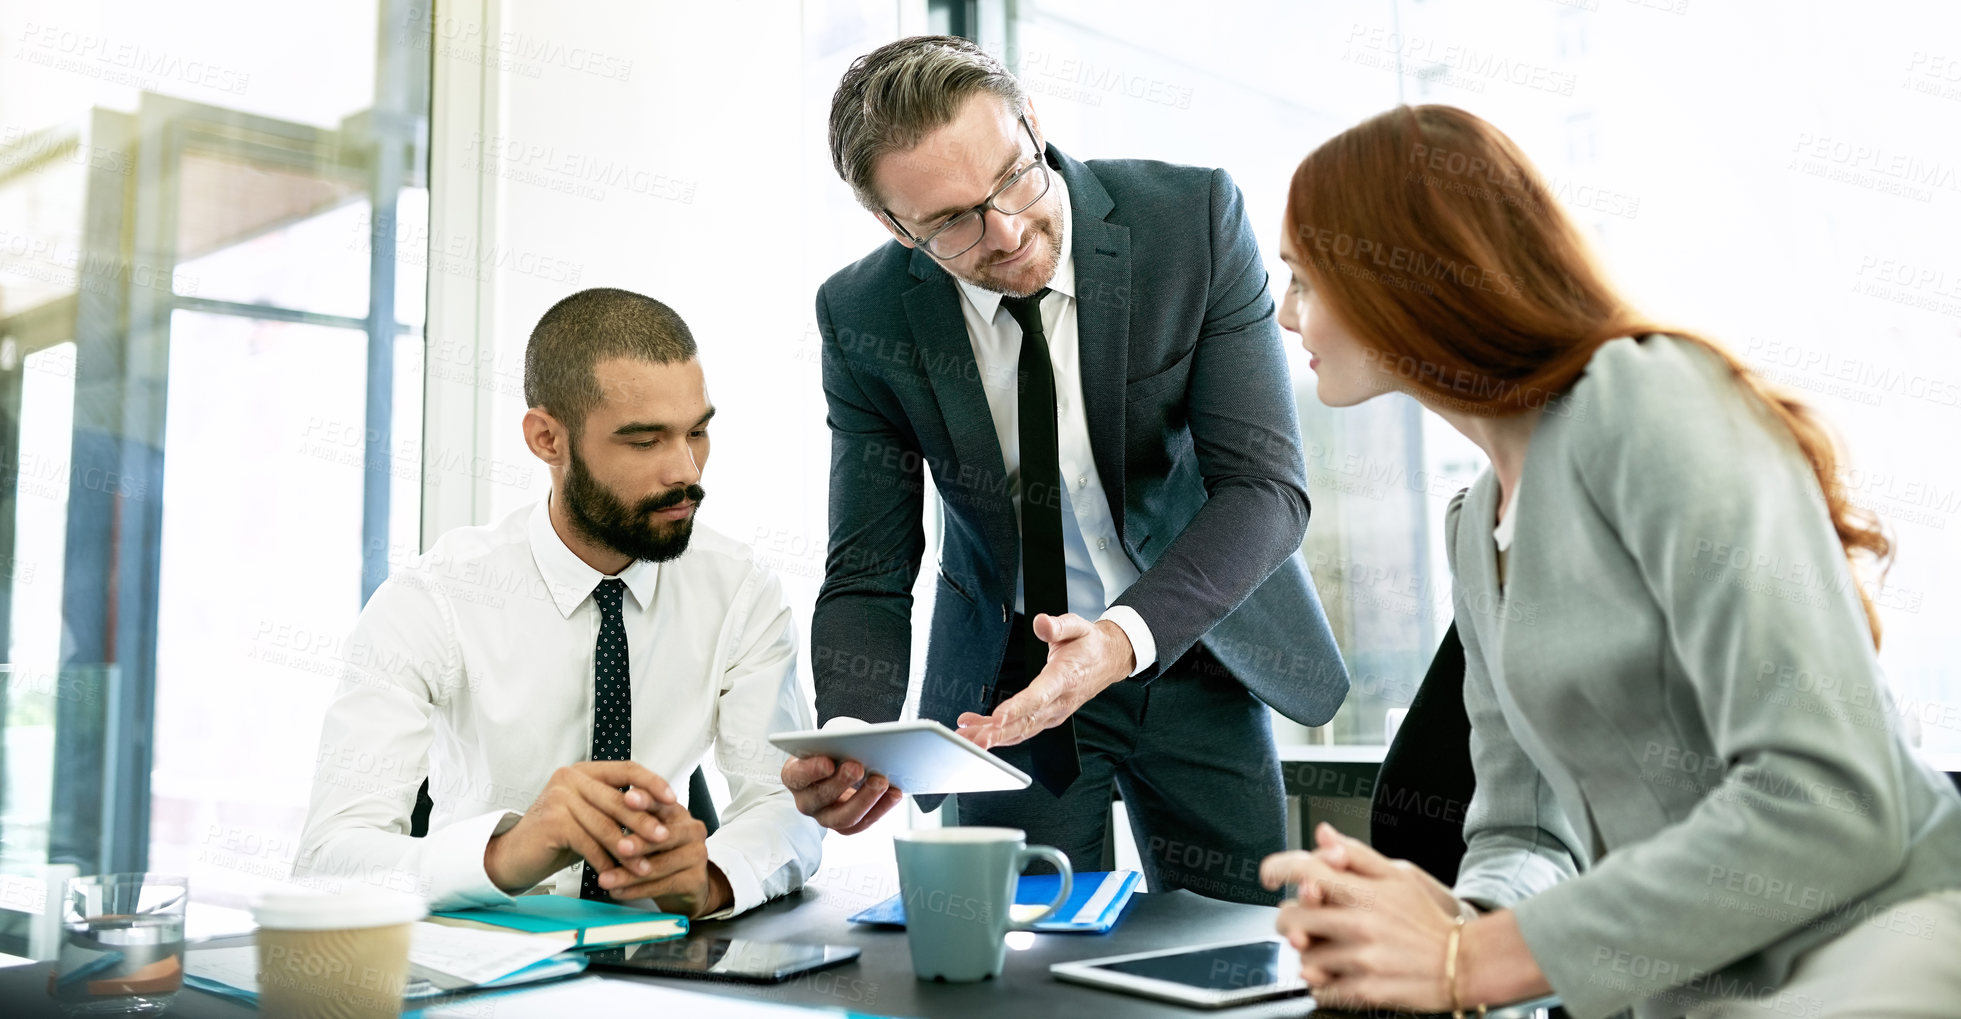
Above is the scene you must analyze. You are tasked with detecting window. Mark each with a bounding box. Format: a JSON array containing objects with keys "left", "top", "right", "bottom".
[
  {"left": 1021, "top": 0, "right": 1961, "bottom": 755},
  {"left": 0, "top": 0, "right": 430, "bottom": 931}
]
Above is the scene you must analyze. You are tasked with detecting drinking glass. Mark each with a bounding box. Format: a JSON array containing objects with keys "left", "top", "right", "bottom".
[{"left": 52, "top": 874, "right": 187, "bottom": 1015}]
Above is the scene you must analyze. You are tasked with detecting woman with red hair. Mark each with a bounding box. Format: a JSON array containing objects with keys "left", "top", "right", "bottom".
[{"left": 1260, "top": 105, "right": 1961, "bottom": 1019}]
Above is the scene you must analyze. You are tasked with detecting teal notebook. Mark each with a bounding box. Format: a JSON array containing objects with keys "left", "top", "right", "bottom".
[{"left": 429, "top": 894, "right": 689, "bottom": 948}]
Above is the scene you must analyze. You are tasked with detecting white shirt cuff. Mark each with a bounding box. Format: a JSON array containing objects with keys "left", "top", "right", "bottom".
[
  {"left": 1099, "top": 605, "right": 1156, "bottom": 677},
  {"left": 425, "top": 809, "right": 524, "bottom": 910},
  {"left": 700, "top": 836, "right": 764, "bottom": 918}
]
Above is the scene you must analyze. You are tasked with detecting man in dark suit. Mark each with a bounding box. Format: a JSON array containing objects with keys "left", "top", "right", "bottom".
[{"left": 781, "top": 35, "right": 1347, "bottom": 904}]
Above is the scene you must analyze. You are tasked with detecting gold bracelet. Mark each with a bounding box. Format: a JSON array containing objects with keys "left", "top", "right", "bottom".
[
  {"left": 1447, "top": 914, "right": 1487, "bottom": 1018},
  {"left": 1444, "top": 917, "right": 1463, "bottom": 1018}
]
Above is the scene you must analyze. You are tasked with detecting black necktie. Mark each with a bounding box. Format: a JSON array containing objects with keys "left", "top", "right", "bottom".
[
  {"left": 581, "top": 577, "right": 631, "bottom": 900},
  {"left": 999, "top": 288, "right": 1082, "bottom": 796}
]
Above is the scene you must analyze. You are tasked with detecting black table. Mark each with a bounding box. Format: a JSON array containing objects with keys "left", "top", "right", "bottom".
[{"left": 0, "top": 878, "right": 1552, "bottom": 1018}]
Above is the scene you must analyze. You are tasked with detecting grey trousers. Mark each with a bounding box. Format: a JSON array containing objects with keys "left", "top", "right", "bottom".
[{"left": 955, "top": 641, "right": 1287, "bottom": 906}]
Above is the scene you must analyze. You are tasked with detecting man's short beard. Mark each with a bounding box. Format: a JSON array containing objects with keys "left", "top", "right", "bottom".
[
  {"left": 561, "top": 443, "right": 704, "bottom": 564},
  {"left": 961, "top": 195, "right": 1064, "bottom": 298}
]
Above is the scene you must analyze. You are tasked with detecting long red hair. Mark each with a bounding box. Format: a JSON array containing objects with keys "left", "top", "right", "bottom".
[{"left": 1286, "top": 105, "right": 1891, "bottom": 646}]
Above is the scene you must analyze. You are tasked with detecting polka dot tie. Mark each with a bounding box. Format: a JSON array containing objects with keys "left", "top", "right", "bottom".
[{"left": 580, "top": 577, "right": 631, "bottom": 901}]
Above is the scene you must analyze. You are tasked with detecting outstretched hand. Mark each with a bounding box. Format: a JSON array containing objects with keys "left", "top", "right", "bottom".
[{"left": 954, "top": 613, "right": 1134, "bottom": 749}]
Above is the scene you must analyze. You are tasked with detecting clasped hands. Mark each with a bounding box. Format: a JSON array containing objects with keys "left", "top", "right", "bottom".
[
  {"left": 484, "top": 760, "right": 731, "bottom": 918},
  {"left": 1260, "top": 821, "right": 1474, "bottom": 1013}
]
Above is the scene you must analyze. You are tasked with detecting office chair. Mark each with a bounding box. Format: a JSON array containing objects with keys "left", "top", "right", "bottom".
[{"left": 1368, "top": 621, "right": 1474, "bottom": 885}]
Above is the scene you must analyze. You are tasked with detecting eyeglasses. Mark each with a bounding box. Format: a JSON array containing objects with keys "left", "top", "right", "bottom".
[{"left": 883, "top": 116, "right": 1051, "bottom": 261}]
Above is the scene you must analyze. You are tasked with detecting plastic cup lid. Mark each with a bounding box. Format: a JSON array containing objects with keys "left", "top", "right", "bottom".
[{"left": 252, "top": 889, "right": 427, "bottom": 931}]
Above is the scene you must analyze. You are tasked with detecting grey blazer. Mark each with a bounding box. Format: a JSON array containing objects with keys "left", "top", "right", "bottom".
[
  {"left": 1445, "top": 334, "right": 1961, "bottom": 1019},
  {"left": 810, "top": 144, "right": 1348, "bottom": 731}
]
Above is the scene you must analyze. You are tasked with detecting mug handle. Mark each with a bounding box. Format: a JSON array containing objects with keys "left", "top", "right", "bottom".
[{"left": 1007, "top": 845, "right": 1073, "bottom": 932}]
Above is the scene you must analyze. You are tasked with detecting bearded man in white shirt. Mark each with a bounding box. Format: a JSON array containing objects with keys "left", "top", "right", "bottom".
[{"left": 297, "top": 287, "right": 822, "bottom": 919}]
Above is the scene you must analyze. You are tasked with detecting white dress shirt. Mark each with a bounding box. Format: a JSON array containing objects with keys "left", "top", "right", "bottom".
[
  {"left": 954, "top": 172, "right": 1157, "bottom": 674},
  {"left": 296, "top": 498, "right": 822, "bottom": 917}
]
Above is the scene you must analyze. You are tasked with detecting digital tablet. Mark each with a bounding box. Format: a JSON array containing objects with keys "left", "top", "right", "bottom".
[
  {"left": 768, "top": 719, "right": 1032, "bottom": 795},
  {"left": 1054, "top": 941, "right": 1565, "bottom": 1015},
  {"left": 584, "top": 937, "right": 860, "bottom": 984},
  {"left": 1050, "top": 939, "right": 1309, "bottom": 1009}
]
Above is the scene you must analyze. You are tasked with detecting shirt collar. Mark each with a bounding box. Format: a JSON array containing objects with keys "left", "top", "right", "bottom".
[
  {"left": 956, "top": 169, "right": 1075, "bottom": 322},
  {"left": 528, "top": 496, "right": 661, "bottom": 619}
]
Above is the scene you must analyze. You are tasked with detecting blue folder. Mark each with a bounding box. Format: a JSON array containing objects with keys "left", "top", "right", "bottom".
[{"left": 848, "top": 870, "right": 1140, "bottom": 934}]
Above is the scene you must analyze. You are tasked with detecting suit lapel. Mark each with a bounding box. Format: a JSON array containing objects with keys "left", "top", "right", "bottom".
[
  {"left": 1054, "top": 147, "right": 1130, "bottom": 533},
  {"left": 902, "top": 253, "right": 1021, "bottom": 588}
]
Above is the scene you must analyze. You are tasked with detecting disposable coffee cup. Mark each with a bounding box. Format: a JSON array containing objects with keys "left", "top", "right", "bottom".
[{"left": 252, "top": 890, "right": 425, "bottom": 1019}]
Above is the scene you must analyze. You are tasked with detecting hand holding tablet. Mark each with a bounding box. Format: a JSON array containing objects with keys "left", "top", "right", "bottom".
[{"left": 771, "top": 718, "right": 1032, "bottom": 798}]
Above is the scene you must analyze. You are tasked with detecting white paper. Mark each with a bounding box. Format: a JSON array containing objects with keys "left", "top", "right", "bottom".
[
  {"left": 185, "top": 945, "right": 261, "bottom": 993},
  {"left": 184, "top": 922, "right": 566, "bottom": 994},
  {"left": 1070, "top": 871, "right": 1129, "bottom": 925},
  {"left": 408, "top": 922, "right": 565, "bottom": 985},
  {"left": 411, "top": 975, "right": 833, "bottom": 1017}
]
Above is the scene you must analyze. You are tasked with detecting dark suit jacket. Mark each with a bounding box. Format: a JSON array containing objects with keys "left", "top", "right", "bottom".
[{"left": 811, "top": 144, "right": 1347, "bottom": 731}]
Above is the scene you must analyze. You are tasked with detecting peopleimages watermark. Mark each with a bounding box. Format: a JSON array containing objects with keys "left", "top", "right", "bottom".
[
  {"left": 1144, "top": 836, "right": 1281, "bottom": 901},
  {"left": 1355, "top": 346, "right": 1589, "bottom": 421},
  {"left": 1743, "top": 337, "right": 1961, "bottom": 411},
  {"left": 1753, "top": 658, "right": 1961, "bottom": 736},
  {"left": 1639, "top": 738, "right": 1878, "bottom": 817},
  {"left": 1787, "top": 132, "right": 1961, "bottom": 203},
  {"left": 1902, "top": 50, "right": 1961, "bottom": 103},
  {"left": 0, "top": 450, "right": 149, "bottom": 504},
  {"left": 1309, "top": 549, "right": 1536, "bottom": 626},
  {"left": 295, "top": 415, "right": 535, "bottom": 494},
  {"left": 400, "top": 7, "right": 633, "bottom": 82},
  {"left": 5, "top": 666, "right": 103, "bottom": 709},
  {"left": 1703, "top": 865, "right": 1941, "bottom": 942},
  {"left": 1837, "top": 464, "right": 1961, "bottom": 531},
  {"left": 750, "top": 526, "right": 830, "bottom": 583},
  {"left": 351, "top": 216, "right": 585, "bottom": 287},
  {"left": 462, "top": 131, "right": 697, "bottom": 205},
  {"left": 1296, "top": 224, "right": 1525, "bottom": 299},
  {"left": 1684, "top": 537, "right": 1860, "bottom": 612},
  {"left": 14, "top": 21, "right": 251, "bottom": 95},
  {"left": 1848, "top": 253, "right": 1961, "bottom": 321},
  {"left": 1586, "top": 946, "right": 1826, "bottom": 1017},
  {"left": 0, "top": 126, "right": 131, "bottom": 176},
  {"left": 1349, "top": 48, "right": 1492, "bottom": 95},
  {"left": 0, "top": 229, "right": 200, "bottom": 299},
  {"left": 1299, "top": 440, "right": 1480, "bottom": 505},
  {"left": 1407, "top": 142, "right": 1642, "bottom": 220},
  {"left": 1342, "top": 23, "right": 1578, "bottom": 97},
  {"left": 1016, "top": 49, "right": 1193, "bottom": 110}
]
